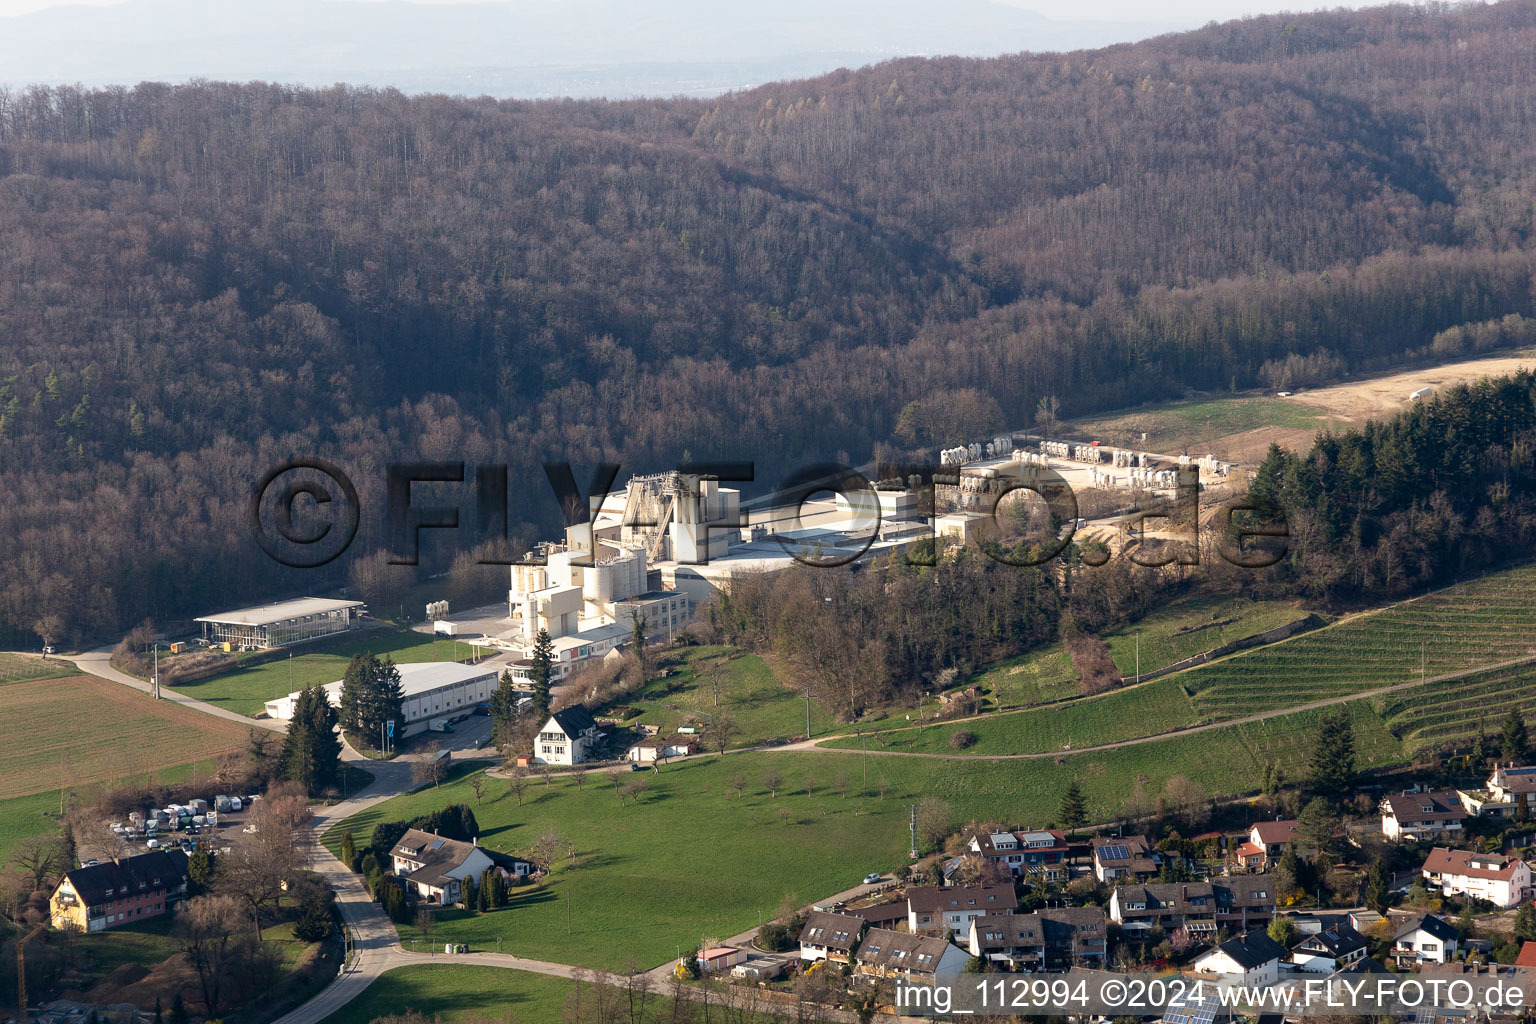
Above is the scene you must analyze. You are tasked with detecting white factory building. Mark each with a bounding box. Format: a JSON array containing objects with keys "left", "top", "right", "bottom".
[
  {"left": 263, "top": 661, "right": 499, "bottom": 737},
  {"left": 195, "top": 597, "right": 365, "bottom": 650}
]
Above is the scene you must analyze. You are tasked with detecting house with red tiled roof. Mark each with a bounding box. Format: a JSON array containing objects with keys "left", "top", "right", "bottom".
[
  {"left": 1515, "top": 942, "right": 1536, "bottom": 968},
  {"left": 1420, "top": 847, "right": 1531, "bottom": 909},
  {"left": 1237, "top": 820, "right": 1299, "bottom": 870}
]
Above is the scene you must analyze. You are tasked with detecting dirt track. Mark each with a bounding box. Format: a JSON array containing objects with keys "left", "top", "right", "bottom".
[{"left": 1281, "top": 352, "right": 1536, "bottom": 421}]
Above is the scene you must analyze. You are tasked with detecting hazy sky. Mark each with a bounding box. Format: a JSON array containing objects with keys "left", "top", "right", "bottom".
[{"left": 0, "top": 0, "right": 1352, "bottom": 21}]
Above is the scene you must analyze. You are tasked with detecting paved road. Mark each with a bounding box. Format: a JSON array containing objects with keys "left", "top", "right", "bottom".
[
  {"left": 66, "top": 644, "right": 289, "bottom": 732},
  {"left": 775, "top": 651, "right": 1536, "bottom": 761}
]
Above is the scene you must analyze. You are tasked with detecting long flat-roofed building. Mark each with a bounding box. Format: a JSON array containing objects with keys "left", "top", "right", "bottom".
[
  {"left": 196, "top": 597, "right": 364, "bottom": 650},
  {"left": 264, "top": 661, "right": 498, "bottom": 736}
]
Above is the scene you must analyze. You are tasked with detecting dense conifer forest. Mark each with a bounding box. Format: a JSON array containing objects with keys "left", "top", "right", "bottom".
[{"left": 2, "top": 1, "right": 1535, "bottom": 643}]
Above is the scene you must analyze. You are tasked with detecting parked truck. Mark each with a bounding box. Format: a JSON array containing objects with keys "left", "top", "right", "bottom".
[
  {"left": 429, "top": 718, "right": 454, "bottom": 733},
  {"left": 434, "top": 620, "right": 457, "bottom": 636}
]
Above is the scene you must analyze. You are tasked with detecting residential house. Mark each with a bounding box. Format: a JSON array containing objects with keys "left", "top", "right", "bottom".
[
  {"left": 1108, "top": 876, "right": 1275, "bottom": 935},
  {"left": 1484, "top": 764, "right": 1536, "bottom": 816},
  {"left": 1515, "top": 942, "right": 1536, "bottom": 968},
  {"left": 49, "top": 850, "right": 190, "bottom": 933},
  {"left": 1420, "top": 847, "right": 1532, "bottom": 909},
  {"left": 1234, "top": 820, "right": 1299, "bottom": 871},
  {"left": 968, "top": 913, "right": 1044, "bottom": 970},
  {"left": 1038, "top": 906, "right": 1108, "bottom": 968},
  {"left": 1191, "top": 930, "right": 1288, "bottom": 988},
  {"left": 1380, "top": 792, "right": 1465, "bottom": 841},
  {"left": 1390, "top": 914, "right": 1460, "bottom": 966},
  {"left": 389, "top": 828, "right": 533, "bottom": 905},
  {"left": 908, "top": 884, "right": 1018, "bottom": 936},
  {"left": 534, "top": 705, "right": 602, "bottom": 765},
  {"left": 627, "top": 735, "right": 698, "bottom": 764},
  {"left": 1092, "top": 835, "right": 1160, "bottom": 883},
  {"left": 1291, "top": 922, "right": 1370, "bottom": 973},
  {"left": 853, "top": 928, "right": 970, "bottom": 983},
  {"left": 798, "top": 911, "right": 867, "bottom": 964},
  {"left": 969, "top": 829, "right": 1069, "bottom": 881}
]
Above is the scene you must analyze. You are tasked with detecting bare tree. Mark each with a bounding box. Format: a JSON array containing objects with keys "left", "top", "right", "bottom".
[
  {"left": 507, "top": 769, "right": 529, "bottom": 806},
  {"left": 9, "top": 836, "right": 61, "bottom": 892},
  {"left": 914, "top": 796, "right": 954, "bottom": 853},
  {"left": 803, "top": 772, "right": 816, "bottom": 797},
  {"left": 413, "top": 743, "right": 448, "bottom": 788},
  {"left": 705, "top": 658, "right": 726, "bottom": 707},
  {"left": 708, "top": 714, "right": 738, "bottom": 755},
  {"left": 536, "top": 763, "right": 555, "bottom": 787},
  {"left": 177, "top": 894, "right": 249, "bottom": 1013},
  {"left": 835, "top": 771, "right": 851, "bottom": 799},
  {"left": 532, "top": 830, "right": 565, "bottom": 868},
  {"left": 469, "top": 775, "right": 487, "bottom": 805},
  {"left": 572, "top": 768, "right": 586, "bottom": 790},
  {"left": 415, "top": 906, "right": 435, "bottom": 938},
  {"left": 32, "top": 614, "right": 63, "bottom": 656},
  {"left": 620, "top": 775, "right": 649, "bottom": 805},
  {"left": 762, "top": 769, "right": 784, "bottom": 799},
  {"left": 730, "top": 772, "right": 747, "bottom": 799}
]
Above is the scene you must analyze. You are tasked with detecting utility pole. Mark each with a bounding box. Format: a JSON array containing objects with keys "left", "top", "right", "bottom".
[
  {"left": 1135, "top": 633, "right": 1140, "bottom": 685},
  {"left": 152, "top": 642, "right": 160, "bottom": 700},
  {"left": 17, "top": 923, "right": 44, "bottom": 1024},
  {"left": 909, "top": 803, "right": 919, "bottom": 860},
  {"left": 1421, "top": 642, "right": 1426, "bottom": 684},
  {"left": 804, "top": 687, "right": 812, "bottom": 741}
]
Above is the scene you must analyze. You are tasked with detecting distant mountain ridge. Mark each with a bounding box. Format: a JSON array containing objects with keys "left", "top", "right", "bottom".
[{"left": 0, "top": 0, "right": 1179, "bottom": 97}]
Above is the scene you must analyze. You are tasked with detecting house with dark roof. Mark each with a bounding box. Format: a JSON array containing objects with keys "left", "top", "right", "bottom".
[
  {"left": 853, "top": 927, "right": 969, "bottom": 983},
  {"left": 1191, "top": 930, "right": 1288, "bottom": 987},
  {"left": 535, "top": 704, "right": 601, "bottom": 765},
  {"left": 1109, "top": 876, "right": 1275, "bottom": 934},
  {"left": 907, "top": 884, "right": 1018, "bottom": 935},
  {"left": 1092, "top": 835, "right": 1160, "bottom": 882},
  {"left": 390, "top": 828, "right": 534, "bottom": 905},
  {"left": 49, "top": 850, "right": 189, "bottom": 932},
  {"left": 1380, "top": 792, "right": 1465, "bottom": 842},
  {"left": 966, "top": 906, "right": 1109, "bottom": 970},
  {"left": 1390, "top": 914, "right": 1460, "bottom": 966},
  {"left": 969, "top": 829, "right": 1069, "bottom": 881},
  {"left": 798, "top": 910, "right": 867, "bottom": 963},
  {"left": 1291, "top": 922, "right": 1370, "bottom": 973}
]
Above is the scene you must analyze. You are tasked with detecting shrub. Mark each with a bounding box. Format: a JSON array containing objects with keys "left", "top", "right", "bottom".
[{"left": 949, "top": 731, "right": 977, "bottom": 750}]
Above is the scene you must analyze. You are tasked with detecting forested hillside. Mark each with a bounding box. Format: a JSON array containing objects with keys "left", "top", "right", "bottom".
[{"left": 2, "top": 1, "right": 1535, "bottom": 643}]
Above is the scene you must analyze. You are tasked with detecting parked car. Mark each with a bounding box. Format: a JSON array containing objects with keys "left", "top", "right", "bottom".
[
  {"left": 863, "top": 872, "right": 882, "bottom": 884},
  {"left": 146, "top": 839, "right": 160, "bottom": 849}
]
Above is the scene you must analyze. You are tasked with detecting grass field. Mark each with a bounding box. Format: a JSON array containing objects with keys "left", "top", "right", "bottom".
[
  {"left": 822, "top": 677, "right": 1204, "bottom": 756},
  {"left": 1071, "top": 396, "right": 1329, "bottom": 454},
  {"left": 0, "top": 675, "right": 251, "bottom": 799},
  {"left": 0, "top": 652, "right": 78, "bottom": 684},
  {"left": 326, "top": 697, "right": 1406, "bottom": 970},
  {"left": 980, "top": 595, "right": 1310, "bottom": 710},
  {"left": 165, "top": 629, "right": 487, "bottom": 718},
  {"left": 614, "top": 646, "right": 835, "bottom": 745},
  {"left": 1184, "top": 564, "right": 1536, "bottom": 718},
  {"left": 321, "top": 965, "right": 575, "bottom": 1024}
]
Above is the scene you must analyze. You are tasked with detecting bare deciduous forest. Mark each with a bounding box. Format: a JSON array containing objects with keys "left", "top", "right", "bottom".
[{"left": 2, "top": 2, "right": 1535, "bottom": 643}]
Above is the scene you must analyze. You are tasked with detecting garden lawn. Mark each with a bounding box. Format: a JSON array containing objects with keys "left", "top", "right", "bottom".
[
  {"left": 165, "top": 629, "right": 487, "bottom": 718},
  {"left": 612, "top": 646, "right": 835, "bottom": 746},
  {"left": 325, "top": 698, "right": 1405, "bottom": 971},
  {"left": 320, "top": 965, "right": 574, "bottom": 1024},
  {"left": 1071, "top": 396, "right": 1328, "bottom": 453}
]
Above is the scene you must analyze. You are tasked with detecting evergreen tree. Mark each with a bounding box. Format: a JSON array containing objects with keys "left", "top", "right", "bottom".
[
  {"left": 188, "top": 849, "right": 215, "bottom": 894},
  {"left": 279, "top": 684, "right": 341, "bottom": 795},
  {"left": 489, "top": 669, "right": 518, "bottom": 741},
  {"left": 1364, "top": 860, "right": 1391, "bottom": 915},
  {"left": 338, "top": 652, "right": 375, "bottom": 734},
  {"left": 1515, "top": 902, "right": 1536, "bottom": 944},
  {"left": 169, "top": 993, "right": 188, "bottom": 1024},
  {"left": 154, "top": 998, "right": 163, "bottom": 1024},
  {"left": 340, "top": 831, "right": 357, "bottom": 868},
  {"left": 462, "top": 873, "right": 478, "bottom": 912},
  {"left": 631, "top": 613, "right": 647, "bottom": 679},
  {"left": 1308, "top": 707, "right": 1356, "bottom": 795},
  {"left": 477, "top": 869, "right": 492, "bottom": 912},
  {"left": 1501, "top": 709, "right": 1529, "bottom": 763},
  {"left": 1297, "top": 797, "right": 1341, "bottom": 855},
  {"left": 1058, "top": 781, "right": 1087, "bottom": 836},
  {"left": 531, "top": 628, "right": 554, "bottom": 717}
]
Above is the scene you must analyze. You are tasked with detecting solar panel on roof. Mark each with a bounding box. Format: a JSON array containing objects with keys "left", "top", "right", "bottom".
[
  {"left": 1101, "top": 844, "right": 1130, "bottom": 860},
  {"left": 430, "top": 838, "right": 445, "bottom": 850}
]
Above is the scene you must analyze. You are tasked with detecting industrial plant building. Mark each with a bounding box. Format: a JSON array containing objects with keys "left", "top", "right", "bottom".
[
  {"left": 263, "top": 661, "right": 498, "bottom": 736},
  {"left": 195, "top": 597, "right": 365, "bottom": 650}
]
